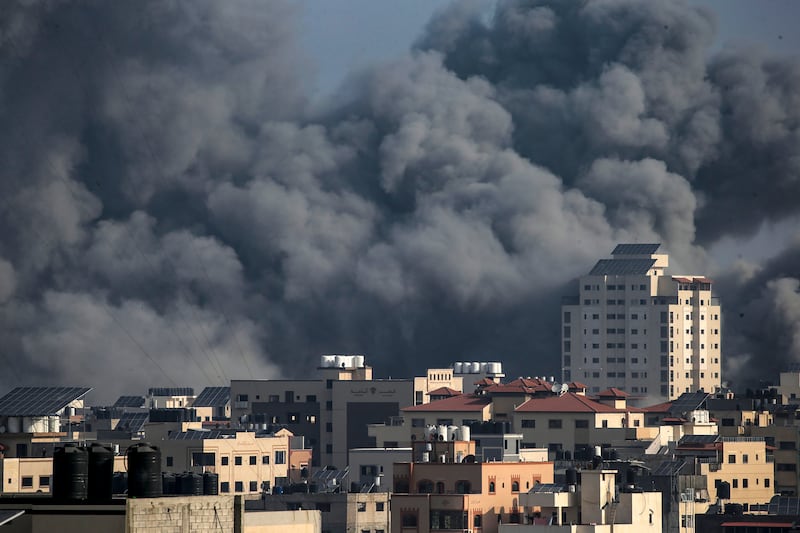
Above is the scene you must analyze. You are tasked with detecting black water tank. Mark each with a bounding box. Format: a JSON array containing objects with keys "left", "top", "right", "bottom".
[
  {"left": 203, "top": 472, "right": 219, "bottom": 495},
  {"left": 127, "top": 443, "right": 162, "bottom": 498},
  {"left": 161, "top": 472, "right": 177, "bottom": 495},
  {"left": 717, "top": 480, "right": 731, "bottom": 500},
  {"left": 88, "top": 443, "right": 114, "bottom": 502},
  {"left": 566, "top": 468, "right": 578, "bottom": 485},
  {"left": 178, "top": 472, "right": 203, "bottom": 496},
  {"left": 725, "top": 503, "right": 743, "bottom": 515},
  {"left": 112, "top": 472, "right": 127, "bottom": 495},
  {"left": 53, "top": 443, "right": 88, "bottom": 501},
  {"left": 625, "top": 468, "right": 636, "bottom": 485}
]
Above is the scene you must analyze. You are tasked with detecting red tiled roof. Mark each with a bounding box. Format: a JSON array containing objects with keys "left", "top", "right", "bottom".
[
  {"left": 642, "top": 401, "right": 673, "bottom": 413},
  {"left": 427, "top": 387, "right": 461, "bottom": 397},
  {"left": 568, "top": 382, "right": 588, "bottom": 390},
  {"left": 673, "top": 276, "right": 693, "bottom": 283},
  {"left": 597, "top": 387, "right": 629, "bottom": 398},
  {"left": 474, "top": 378, "right": 495, "bottom": 386},
  {"left": 515, "top": 392, "right": 631, "bottom": 413},
  {"left": 402, "top": 394, "right": 491, "bottom": 413},
  {"left": 484, "top": 377, "right": 553, "bottom": 395}
]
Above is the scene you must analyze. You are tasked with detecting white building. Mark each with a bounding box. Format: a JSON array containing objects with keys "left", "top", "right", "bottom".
[{"left": 562, "top": 244, "right": 722, "bottom": 400}]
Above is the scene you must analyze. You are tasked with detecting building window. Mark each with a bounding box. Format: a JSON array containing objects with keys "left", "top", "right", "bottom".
[
  {"left": 306, "top": 395, "right": 317, "bottom": 402},
  {"left": 275, "top": 451, "right": 286, "bottom": 464},
  {"left": 262, "top": 455, "right": 270, "bottom": 464},
  {"left": 39, "top": 476, "right": 50, "bottom": 487},
  {"left": 402, "top": 513, "right": 418, "bottom": 527},
  {"left": 222, "top": 456, "right": 229, "bottom": 466},
  {"left": 166, "top": 456, "right": 174, "bottom": 467},
  {"left": 376, "top": 501, "right": 385, "bottom": 512},
  {"left": 602, "top": 420, "right": 608, "bottom": 428},
  {"left": 575, "top": 419, "right": 589, "bottom": 429},
  {"left": 728, "top": 454, "right": 736, "bottom": 464},
  {"left": 766, "top": 479, "right": 771, "bottom": 488},
  {"left": 743, "top": 454, "right": 749, "bottom": 464},
  {"left": 489, "top": 481, "right": 496, "bottom": 493},
  {"left": 220, "top": 482, "right": 230, "bottom": 493},
  {"left": 742, "top": 479, "right": 748, "bottom": 488},
  {"left": 235, "top": 456, "right": 243, "bottom": 466},
  {"left": 249, "top": 481, "right": 258, "bottom": 491},
  {"left": 521, "top": 419, "right": 536, "bottom": 428},
  {"left": 326, "top": 444, "right": 333, "bottom": 454},
  {"left": 326, "top": 422, "right": 333, "bottom": 432},
  {"left": 474, "top": 514, "right": 483, "bottom": 528},
  {"left": 548, "top": 419, "right": 562, "bottom": 429},
  {"left": 511, "top": 481, "right": 520, "bottom": 492},
  {"left": 249, "top": 456, "right": 257, "bottom": 465},
  {"left": 21, "top": 477, "right": 33, "bottom": 488},
  {"left": 192, "top": 452, "right": 216, "bottom": 467},
  {"left": 732, "top": 479, "right": 738, "bottom": 489},
  {"left": 325, "top": 400, "right": 332, "bottom": 410},
  {"left": 235, "top": 481, "right": 244, "bottom": 492}
]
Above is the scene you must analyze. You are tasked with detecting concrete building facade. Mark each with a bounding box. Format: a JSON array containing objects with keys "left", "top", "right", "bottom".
[{"left": 562, "top": 244, "right": 722, "bottom": 400}]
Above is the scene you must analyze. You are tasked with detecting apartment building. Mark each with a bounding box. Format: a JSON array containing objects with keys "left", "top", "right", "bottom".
[
  {"left": 562, "top": 243, "right": 722, "bottom": 400},
  {"left": 158, "top": 428, "right": 311, "bottom": 495},
  {"left": 391, "top": 448, "right": 554, "bottom": 532},
  {"left": 749, "top": 406, "right": 800, "bottom": 496},
  {"left": 505, "top": 468, "right": 663, "bottom": 533},
  {"left": 231, "top": 355, "right": 413, "bottom": 469}
]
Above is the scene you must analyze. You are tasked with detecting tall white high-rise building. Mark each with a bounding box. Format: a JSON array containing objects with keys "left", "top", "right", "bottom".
[{"left": 561, "top": 244, "right": 721, "bottom": 400}]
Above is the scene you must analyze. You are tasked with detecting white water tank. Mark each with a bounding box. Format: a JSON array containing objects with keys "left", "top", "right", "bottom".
[
  {"left": 456, "top": 452, "right": 464, "bottom": 463},
  {"left": 425, "top": 443, "right": 433, "bottom": 452},
  {"left": 334, "top": 355, "right": 346, "bottom": 368},
  {"left": 448, "top": 425, "right": 459, "bottom": 441},
  {"left": 23, "top": 417, "right": 36, "bottom": 433},
  {"left": 422, "top": 452, "right": 430, "bottom": 463},
  {"left": 354, "top": 355, "right": 365, "bottom": 368},
  {"left": 438, "top": 425, "right": 449, "bottom": 441},
  {"left": 480, "top": 362, "right": 489, "bottom": 373},
  {"left": 424, "top": 425, "right": 435, "bottom": 440},
  {"left": 594, "top": 445, "right": 602, "bottom": 458},
  {"left": 489, "top": 362, "right": 502, "bottom": 374},
  {"left": 321, "top": 355, "right": 336, "bottom": 367},
  {"left": 453, "top": 362, "right": 463, "bottom": 374},
  {"left": 48, "top": 416, "right": 59, "bottom": 432},
  {"left": 471, "top": 362, "right": 481, "bottom": 373},
  {"left": 460, "top": 425, "right": 471, "bottom": 443},
  {"left": 439, "top": 454, "right": 447, "bottom": 464}
]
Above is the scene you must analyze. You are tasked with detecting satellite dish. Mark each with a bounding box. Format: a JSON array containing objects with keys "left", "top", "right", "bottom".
[
  {"left": 560, "top": 383, "right": 569, "bottom": 394},
  {"left": 551, "top": 382, "right": 561, "bottom": 393}
]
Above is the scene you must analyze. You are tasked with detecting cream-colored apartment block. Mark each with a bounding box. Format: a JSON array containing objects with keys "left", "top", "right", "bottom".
[
  {"left": 0, "top": 456, "right": 127, "bottom": 495},
  {"left": 508, "top": 469, "right": 663, "bottom": 533},
  {"left": 412, "top": 368, "right": 464, "bottom": 405},
  {"left": 158, "top": 429, "right": 309, "bottom": 495},
  {"left": 562, "top": 244, "right": 722, "bottom": 400}
]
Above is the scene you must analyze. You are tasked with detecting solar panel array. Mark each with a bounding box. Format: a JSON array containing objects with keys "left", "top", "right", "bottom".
[
  {"left": 652, "top": 460, "right": 687, "bottom": 476},
  {"left": 611, "top": 244, "right": 661, "bottom": 256},
  {"left": 170, "top": 429, "right": 233, "bottom": 440},
  {"left": 0, "top": 387, "right": 91, "bottom": 416},
  {"left": 148, "top": 387, "right": 194, "bottom": 397},
  {"left": 115, "top": 412, "right": 149, "bottom": 433},
  {"left": 529, "top": 483, "right": 566, "bottom": 493},
  {"left": 767, "top": 496, "right": 800, "bottom": 516},
  {"left": 193, "top": 387, "right": 230, "bottom": 407},
  {"left": 669, "top": 391, "right": 710, "bottom": 416},
  {"left": 113, "top": 395, "right": 145, "bottom": 408},
  {"left": 589, "top": 259, "right": 656, "bottom": 276},
  {"left": 312, "top": 466, "right": 350, "bottom": 492},
  {"left": 678, "top": 434, "right": 719, "bottom": 446}
]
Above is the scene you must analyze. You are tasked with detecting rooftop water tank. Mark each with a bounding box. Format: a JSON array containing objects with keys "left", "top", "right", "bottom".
[
  {"left": 453, "top": 362, "right": 463, "bottom": 374},
  {"left": 489, "top": 362, "right": 502, "bottom": 374},
  {"left": 321, "top": 355, "right": 336, "bottom": 368},
  {"left": 178, "top": 472, "right": 203, "bottom": 496},
  {"left": 203, "top": 472, "right": 219, "bottom": 495},
  {"left": 53, "top": 443, "right": 88, "bottom": 501},
  {"left": 438, "top": 425, "right": 449, "bottom": 442},
  {"left": 161, "top": 472, "right": 177, "bottom": 495},
  {"left": 470, "top": 362, "right": 480, "bottom": 373},
  {"left": 127, "top": 443, "right": 162, "bottom": 498},
  {"left": 459, "top": 425, "right": 471, "bottom": 443},
  {"left": 354, "top": 355, "right": 365, "bottom": 368},
  {"left": 88, "top": 442, "right": 114, "bottom": 502}
]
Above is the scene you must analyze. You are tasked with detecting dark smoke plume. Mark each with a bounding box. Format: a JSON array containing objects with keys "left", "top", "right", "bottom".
[{"left": 1, "top": 0, "right": 799, "bottom": 401}]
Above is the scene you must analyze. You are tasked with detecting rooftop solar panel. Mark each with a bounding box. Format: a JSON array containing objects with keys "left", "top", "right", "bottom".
[
  {"left": 589, "top": 259, "right": 656, "bottom": 276},
  {"left": 529, "top": 483, "right": 566, "bottom": 493},
  {"left": 767, "top": 496, "right": 800, "bottom": 516},
  {"left": 192, "top": 387, "right": 230, "bottom": 407},
  {"left": 611, "top": 244, "right": 661, "bottom": 256},
  {"left": 115, "top": 412, "right": 149, "bottom": 433},
  {"left": 148, "top": 387, "right": 194, "bottom": 397},
  {"left": 170, "top": 429, "right": 233, "bottom": 440},
  {"left": 0, "top": 511, "right": 25, "bottom": 527},
  {"left": 113, "top": 395, "right": 145, "bottom": 408},
  {"left": 669, "top": 391, "right": 710, "bottom": 416},
  {"left": 653, "top": 460, "right": 687, "bottom": 476},
  {"left": 678, "top": 434, "right": 719, "bottom": 445},
  {"left": 0, "top": 387, "right": 92, "bottom": 416}
]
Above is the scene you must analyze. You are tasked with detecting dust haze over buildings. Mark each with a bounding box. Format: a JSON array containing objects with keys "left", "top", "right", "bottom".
[{"left": 0, "top": 0, "right": 798, "bottom": 402}]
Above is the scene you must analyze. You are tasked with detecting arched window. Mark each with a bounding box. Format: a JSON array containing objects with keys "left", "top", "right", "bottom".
[
  {"left": 489, "top": 481, "right": 496, "bottom": 493},
  {"left": 456, "top": 480, "right": 471, "bottom": 494},
  {"left": 511, "top": 481, "right": 520, "bottom": 492},
  {"left": 402, "top": 513, "right": 418, "bottom": 527},
  {"left": 418, "top": 479, "right": 434, "bottom": 494},
  {"left": 436, "top": 481, "right": 445, "bottom": 494}
]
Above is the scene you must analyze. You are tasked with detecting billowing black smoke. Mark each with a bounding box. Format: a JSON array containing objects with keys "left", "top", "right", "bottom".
[{"left": 1, "top": 0, "right": 798, "bottom": 401}]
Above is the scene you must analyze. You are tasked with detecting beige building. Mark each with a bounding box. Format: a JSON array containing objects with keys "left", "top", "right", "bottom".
[
  {"left": 247, "top": 492, "right": 389, "bottom": 533},
  {"left": 231, "top": 355, "right": 414, "bottom": 469},
  {"left": 0, "top": 456, "right": 127, "bottom": 495},
  {"left": 562, "top": 244, "right": 722, "bottom": 400},
  {"left": 749, "top": 407, "right": 800, "bottom": 496},
  {"left": 777, "top": 369, "right": 800, "bottom": 404},
  {"left": 504, "top": 469, "right": 663, "bottom": 533},
  {"left": 158, "top": 428, "right": 311, "bottom": 494},
  {"left": 513, "top": 388, "right": 647, "bottom": 460},
  {"left": 391, "top": 447, "right": 554, "bottom": 532},
  {"left": 413, "top": 368, "right": 463, "bottom": 405}
]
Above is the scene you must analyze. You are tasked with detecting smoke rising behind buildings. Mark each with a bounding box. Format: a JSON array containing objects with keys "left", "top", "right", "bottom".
[{"left": 1, "top": 0, "right": 798, "bottom": 401}]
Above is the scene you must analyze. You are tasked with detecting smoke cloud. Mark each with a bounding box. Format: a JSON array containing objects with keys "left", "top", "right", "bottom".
[{"left": 1, "top": 0, "right": 799, "bottom": 401}]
